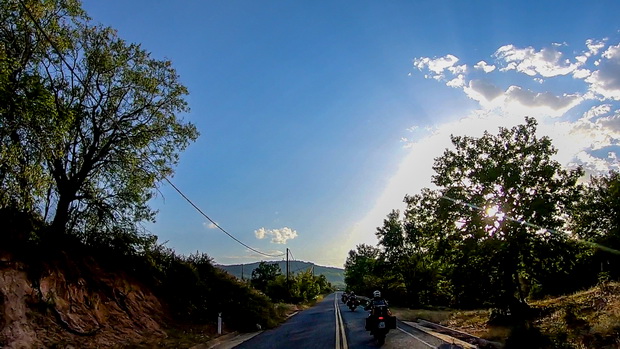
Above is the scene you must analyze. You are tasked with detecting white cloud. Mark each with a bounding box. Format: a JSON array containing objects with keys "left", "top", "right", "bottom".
[
  {"left": 586, "top": 38, "right": 607, "bottom": 56},
  {"left": 573, "top": 68, "right": 591, "bottom": 79},
  {"left": 583, "top": 104, "right": 612, "bottom": 120},
  {"left": 413, "top": 54, "right": 461, "bottom": 80},
  {"left": 573, "top": 151, "right": 620, "bottom": 177},
  {"left": 494, "top": 44, "right": 582, "bottom": 77},
  {"left": 449, "top": 64, "right": 467, "bottom": 75},
  {"left": 503, "top": 86, "right": 583, "bottom": 117},
  {"left": 254, "top": 227, "right": 298, "bottom": 244},
  {"left": 462, "top": 80, "right": 582, "bottom": 117},
  {"left": 447, "top": 74, "right": 466, "bottom": 88},
  {"left": 474, "top": 60, "right": 496, "bottom": 73},
  {"left": 463, "top": 79, "right": 504, "bottom": 105},
  {"left": 585, "top": 44, "right": 620, "bottom": 100},
  {"left": 599, "top": 113, "right": 620, "bottom": 135}
]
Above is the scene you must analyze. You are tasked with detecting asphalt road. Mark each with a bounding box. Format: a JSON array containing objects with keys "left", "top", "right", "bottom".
[{"left": 233, "top": 293, "right": 457, "bottom": 349}]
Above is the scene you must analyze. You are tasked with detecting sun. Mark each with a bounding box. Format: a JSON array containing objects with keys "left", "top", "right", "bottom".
[{"left": 485, "top": 205, "right": 505, "bottom": 221}]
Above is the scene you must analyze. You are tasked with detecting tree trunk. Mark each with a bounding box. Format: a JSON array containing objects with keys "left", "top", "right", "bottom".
[{"left": 49, "top": 187, "right": 74, "bottom": 236}]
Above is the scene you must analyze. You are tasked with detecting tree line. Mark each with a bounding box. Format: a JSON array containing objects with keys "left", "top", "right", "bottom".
[
  {"left": 249, "top": 261, "right": 333, "bottom": 303},
  {"left": 345, "top": 118, "right": 619, "bottom": 319}
]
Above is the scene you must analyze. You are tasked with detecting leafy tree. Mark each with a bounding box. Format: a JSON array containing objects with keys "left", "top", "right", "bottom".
[
  {"left": 1, "top": 0, "right": 85, "bottom": 213},
  {"left": 294, "top": 269, "right": 321, "bottom": 302},
  {"left": 432, "top": 117, "right": 583, "bottom": 310},
  {"left": 374, "top": 210, "right": 405, "bottom": 297},
  {"left": 570, "top": 171, "right": 620, "bottom": 282},
  {"left": 251, "top": 261, "right": 281, "bottom": 292},
  {"left": 401, "top": 189, "right": 457, "bottom": 306},
  {"left": 1, "top": 0, "right": 199, "bottom": 246},
  {"left": 344, "top": 244, "right": 379, "bottom": 295},
  {"left": 376, "top": 209, "right": 405, "bottom": 262}
]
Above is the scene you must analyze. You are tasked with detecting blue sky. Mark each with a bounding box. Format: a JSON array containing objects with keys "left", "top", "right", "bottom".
[{"left": 81, "top": 1, "right": 620, "bottom": 267}]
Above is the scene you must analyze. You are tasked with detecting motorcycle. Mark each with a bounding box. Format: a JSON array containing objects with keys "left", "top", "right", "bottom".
[
  {"left": 365, "top": 303, "right": 396, "bottom": 345},
  {"left": 346, "top": 295, "right": 360, "bottom": 311},
  {"left": 341, "top": 293, "right": 348, "bottom": 304}
]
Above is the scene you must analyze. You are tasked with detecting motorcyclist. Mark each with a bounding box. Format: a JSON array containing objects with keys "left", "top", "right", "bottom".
[
  {"left": 364, "top": 290, "right": 394, "bottom": 342},
  {"left": 347, "top": 291, "right": 359, "bottom": 309},
  {"left": 365, "top": 290, "right": 388, "bottom": 310}
]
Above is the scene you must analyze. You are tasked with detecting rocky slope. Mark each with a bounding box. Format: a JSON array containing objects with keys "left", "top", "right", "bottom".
[{"left": 0, "top": 251, "right": 167, "bottom": 348}]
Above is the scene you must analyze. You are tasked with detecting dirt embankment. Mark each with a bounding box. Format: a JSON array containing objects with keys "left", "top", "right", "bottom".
[{"left": 0, "top": 251, "right": 168, "bottom": 348}]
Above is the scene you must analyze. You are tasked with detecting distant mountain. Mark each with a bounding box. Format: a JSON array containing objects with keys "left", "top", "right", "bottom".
[{"left": 216, "top": 261, "right": 345, "bottom": 288}]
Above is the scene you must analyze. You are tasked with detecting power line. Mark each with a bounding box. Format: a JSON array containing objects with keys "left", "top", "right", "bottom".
[
  {"left": 164, "top": 178, "right": 284, "bottom": 258},
  {"left": 18, "top": 0, "right": 284, "bottom": 259}
]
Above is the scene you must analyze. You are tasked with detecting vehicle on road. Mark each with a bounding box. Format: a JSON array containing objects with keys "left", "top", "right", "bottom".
[
  {"left": 346, "top": 294, "right": 360, "bottom": 311},
  {"left": 365, "top": 303, "right": 396, "bottom": 345}
]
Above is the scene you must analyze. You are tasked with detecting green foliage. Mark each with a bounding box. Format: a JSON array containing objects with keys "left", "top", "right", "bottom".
[
  {"left": 250, "top": 263, "right": 333, "bottom": 303},
  {"left": 0, "top": 0, "right": 85, "bottom": 212},
  {"left": 345, "top": 118, "right": 619, "bottom": 318},
  {"left": 108, "top": 243, "right": 279, "bottom": 331},
  {"left": 432, "top": 117, "right": 583, "bottom": 306},
  {"left": 0, "top": 0, "right": 198, "bottom": 245},
  {"left": 344, "top": 244, "right": 379, "bottom": 296},
  {"left": 569, "top": 171, "right": 620, "bottom": 282},
  {"left": 251, "top": 262, "right": 281, "bottom": 292}
]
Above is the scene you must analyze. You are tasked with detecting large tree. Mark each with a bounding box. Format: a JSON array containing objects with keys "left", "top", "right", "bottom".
[
  {"left": 1, "top": 0, "right": 85, "bottom": 213},
  {"left": 344, "top": 243, "right": 380, "bottom": 295},
  {"left": 1, "top": 0, "right": 198, "bottom": 243},
  {"left": 432, "top": 117, "right": 582, "bottom": 307},
  {"left": 570, "top": 171, "right": 620, "bottom": 281}
]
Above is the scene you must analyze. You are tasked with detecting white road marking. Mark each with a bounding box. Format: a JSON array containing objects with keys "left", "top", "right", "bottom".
[
  {"left": 397, "top": 326, "right": 436, "bottom": 348},
  {"left": 334, "top": 294, "right": 348, "bottom": 349}
]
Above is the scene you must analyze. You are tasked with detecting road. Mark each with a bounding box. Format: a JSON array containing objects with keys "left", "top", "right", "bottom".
[{"left": 233, "top": 293, "right": 459, "bottom": 349}]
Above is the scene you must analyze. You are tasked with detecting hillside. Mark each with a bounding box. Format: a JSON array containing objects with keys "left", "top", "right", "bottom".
[{"left": 217, "top": 261, "right": 345, "bottom": 288}]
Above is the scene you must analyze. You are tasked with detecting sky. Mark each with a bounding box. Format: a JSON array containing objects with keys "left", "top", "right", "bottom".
[{"left": 80, "top": 1, "right": 620, "bottom": 267}]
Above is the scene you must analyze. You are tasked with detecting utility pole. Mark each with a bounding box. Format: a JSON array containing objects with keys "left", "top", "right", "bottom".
[
  {"left": 286, "top": 248, "right": 289, "bottom": 285},
  {"left": 241, "top": 263, "right": 244, "bottom": 280}
]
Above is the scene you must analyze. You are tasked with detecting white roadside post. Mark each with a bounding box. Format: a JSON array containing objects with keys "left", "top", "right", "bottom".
[{"left": 218, "top": 312, "right": 222, "bottom": 334}]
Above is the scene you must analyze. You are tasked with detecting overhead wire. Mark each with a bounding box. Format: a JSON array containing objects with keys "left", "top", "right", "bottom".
[
  {"left": 18, "top": 0, "right": 284, "bottom": 259},
  {"left": 164, "top": 179, "right": 284, "bottom": 257}
]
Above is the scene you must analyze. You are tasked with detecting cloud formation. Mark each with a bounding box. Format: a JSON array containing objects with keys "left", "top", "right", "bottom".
[
  {"left": 586, "top": 44, "right": 620, "bottom": 100},
  {"left": 474, "top": 61, "right": 496, "bottom": 73},
  {"left": 494, "top": 44, "right": 581, "bottom": 77},
  {"left": 254, "top": 227, "right": 298, "bottom": 244},
  {"left": 408, "top": 35, "right": 620, "bottom": 180}
]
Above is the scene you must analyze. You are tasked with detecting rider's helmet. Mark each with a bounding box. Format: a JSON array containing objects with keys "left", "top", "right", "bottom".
[{"left": 373, "top": 290, "right": 381, "bottom": 298}]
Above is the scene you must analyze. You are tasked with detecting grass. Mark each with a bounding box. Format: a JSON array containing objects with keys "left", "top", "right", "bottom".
[{"left": 392, "top": 282, "right": 620, "bottom": 348}]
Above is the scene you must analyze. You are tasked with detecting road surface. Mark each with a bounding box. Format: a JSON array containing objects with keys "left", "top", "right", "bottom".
[{"left": 233, "top": 293, "right": 459, "bottom": 349}]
